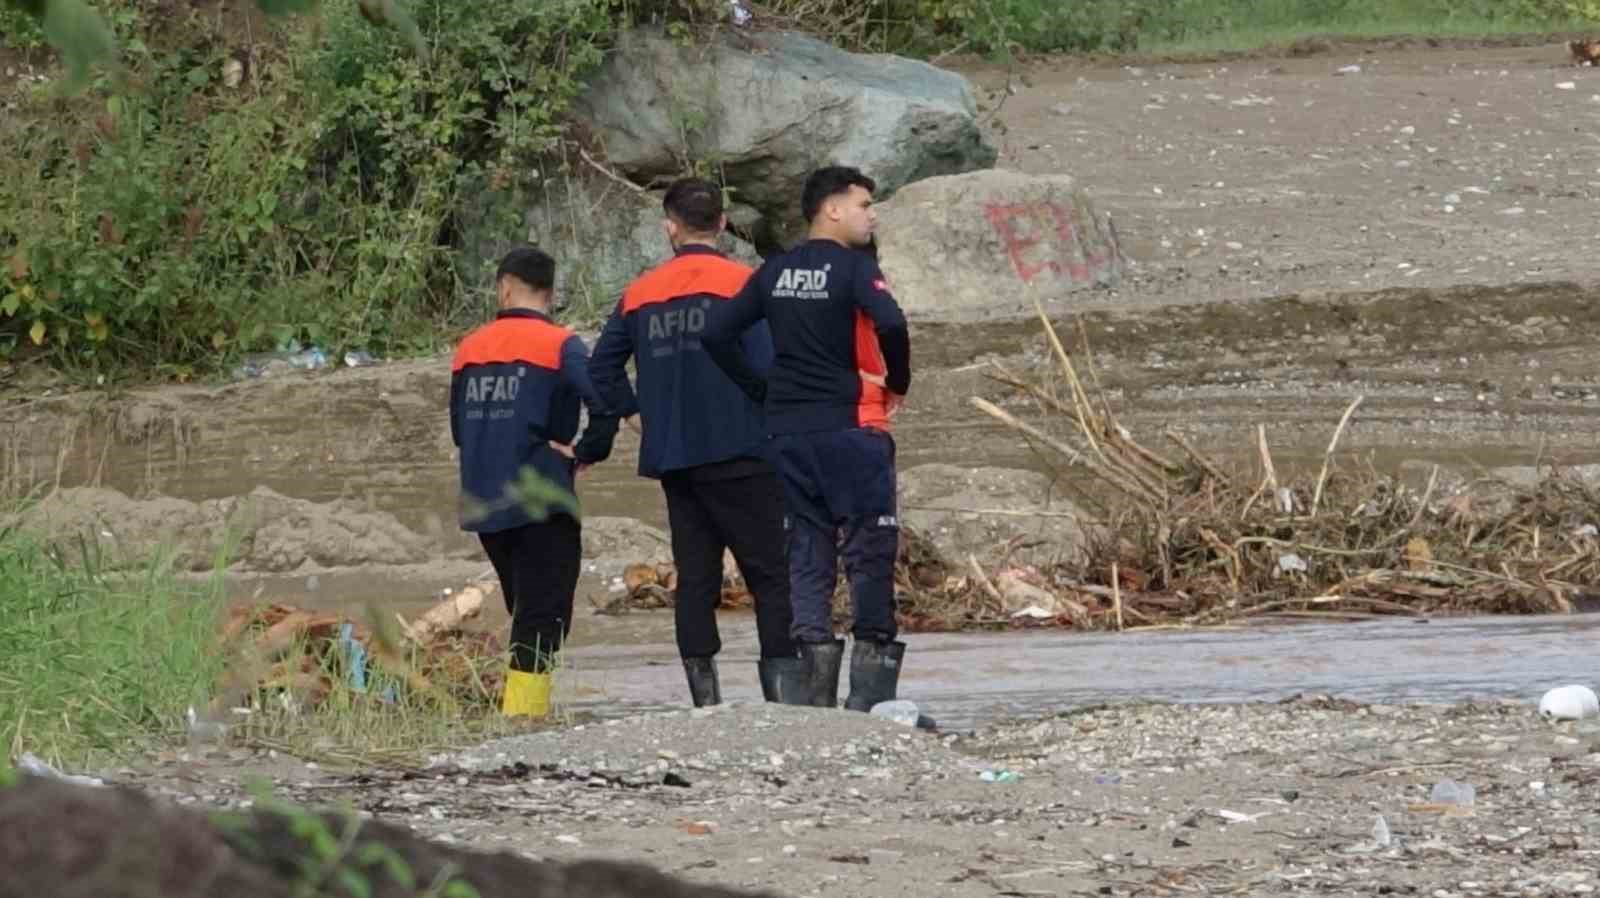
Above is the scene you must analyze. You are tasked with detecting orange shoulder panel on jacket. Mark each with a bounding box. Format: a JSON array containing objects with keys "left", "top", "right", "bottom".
[
  {"left": 622, "top": 254, "right": 752, "bottom": 314},
  {"left": 451, "top": 317, "right": 569, "bottom": 372}
]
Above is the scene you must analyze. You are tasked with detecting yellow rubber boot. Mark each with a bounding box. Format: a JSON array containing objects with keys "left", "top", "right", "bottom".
[{"left": 501, "top": 669, "right": 552, "bottom": 718}]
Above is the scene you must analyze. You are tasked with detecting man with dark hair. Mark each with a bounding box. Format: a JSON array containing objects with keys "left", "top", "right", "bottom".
[
  {"left": 701, "top": 165, "right": 911, "bottom": 712},
  {"left": 450, "top": 245, "right": 621, "bottom": 718},
  {"left": 588, "top": 178, "right": 803, "bottom": 707}
]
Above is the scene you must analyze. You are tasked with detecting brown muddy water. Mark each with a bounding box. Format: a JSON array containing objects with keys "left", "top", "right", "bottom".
[{"left": 549, "top": 608, "right": 1600, "bottom": 731}]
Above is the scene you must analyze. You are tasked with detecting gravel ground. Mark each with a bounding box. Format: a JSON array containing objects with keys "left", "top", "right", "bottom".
[{"left": 122, "top": 695, "right": 1600, "bottom": 897}]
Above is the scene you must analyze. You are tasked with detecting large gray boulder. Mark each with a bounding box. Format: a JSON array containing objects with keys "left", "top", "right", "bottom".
[
  {"left": 457, "top": 174, "right": 760, "bottom": 317},
  {"left": 873, "top": 169, "right": 1126, "bottom": 318},
  {"left": 573, "top": 27, "right": 997, "bottom": 249}
]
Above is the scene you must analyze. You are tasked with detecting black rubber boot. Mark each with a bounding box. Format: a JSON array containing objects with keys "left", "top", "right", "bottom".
[
  {"left": 682, "top": 656, "right": 721, "bottom": 707},
  {"left": 798, "top": 639, "right": 844, "bottom": 708},
  {"left": 844, "top": 639, "right": 905, "bottom": 712},
  {"left": 758, "top": 656, "right": 811, "bottom": 705}
]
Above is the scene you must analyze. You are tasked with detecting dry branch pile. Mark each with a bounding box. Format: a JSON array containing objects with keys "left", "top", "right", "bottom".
[
  {"left": 963, "top": 303, "right": 1600, "bottom": 630},
  {"left": 213, "top": 581, "right": 505, "bottom": 713},
  {"left": 603, "top": 304, "right": 1600, "bottom": 634}
]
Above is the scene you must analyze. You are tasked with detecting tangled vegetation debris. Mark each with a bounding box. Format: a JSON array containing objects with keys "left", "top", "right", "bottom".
[{"left": 604, "top": 305, "right": 1600, "bottom": 634}]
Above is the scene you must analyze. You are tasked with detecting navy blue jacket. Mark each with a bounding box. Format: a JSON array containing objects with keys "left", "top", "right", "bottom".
[
  {"left": 450, "top": 308, "right": 618, "bottom": 533},
  {"left": 589, "top": 245, "right": 774, "bottom": 479},
  {"left": 702, "top": 239, "right": 910, "bottom": 436}
]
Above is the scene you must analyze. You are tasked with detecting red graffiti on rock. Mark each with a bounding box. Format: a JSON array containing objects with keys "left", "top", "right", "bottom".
[{"left": 983, "top": 201, "right": 1111, "bottom": 284}]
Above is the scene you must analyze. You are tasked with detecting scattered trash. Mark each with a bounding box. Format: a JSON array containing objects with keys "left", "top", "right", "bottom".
[
  {"left": 869, "top": 700, "right": 921, "bottom": 728},
  {"left": 287, "top": 346, "right": 328, "bottom": 370},
  {"left": 1094, "top": 773, "right": 1123, "bottom": 785},
  {"left": 1336, "top": 64, "right": 1362, "bottom": 75},
  {"left": 1555, "top": 81, "right": 1577, "bottom": 90},
  {"left": 1277, "top": 552, "right": 1308, "bottom": 574},
  {"left": 1539, "top": 684, "right": 1599, "bottom": 721},
  {"left": 185, "top": 704, "right": 232, "bottom": 745},
  {"left": 213, "top": 580, "right": 504, "bottom": 714},
  {"left": 1218, "top": 809, "right": 1270, "bottom": 824},
  {"left": 14, "top": 752, "right": 105, "bottom": 787},
  {"left": 233, "top": 342, "right": 330, "bottom": 379},
  {"left": 1430, "top": 778, "right": 1476, "bottom": 807},
  {"left": 1276, "top": 486, "right": 1296, "bottom": 513},
  {"left": 343, "top": 350, "right": 377, "bottom": 368},
  {"left": 1373, "top": 814, "right": 1392, "bottom": 847},
  {"left": 338, "top": 622, "right": 369, "bottom": 691},
  {"left": 728, "top": 0, "right": 751, "bottom": 25},
  {"left": 1010, "top": 604, "right": 1057, "bottom": 620},
  {"left": 979, "top": 769, "right": 1021, "bottom": 784},
  {"left": 1574, "top": 524, "right": 1597, "bottom": 538}
]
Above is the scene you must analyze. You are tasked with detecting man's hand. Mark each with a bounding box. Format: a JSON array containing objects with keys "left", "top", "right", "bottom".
[
  {"left": 861, "top": 369, "right": 905, "bottom": 419},
  {"left": 548, "top": 440, "right": 591, "bottom": 477},
  {"left": 885, "top": 391, "right": 905, "bottom": 419},
  {"left": 623, "top": 414, "right": 641, "bottom": 435}
]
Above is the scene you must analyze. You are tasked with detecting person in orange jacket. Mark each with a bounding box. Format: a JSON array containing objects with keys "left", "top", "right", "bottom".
[{"left": 449, "top": 245, "right": 620, "bottom": 717}]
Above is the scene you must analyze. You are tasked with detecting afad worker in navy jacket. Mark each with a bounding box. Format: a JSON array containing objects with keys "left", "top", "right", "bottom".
[
  {"left": 588, "top": 178, "right": 801, "bottom": 708},
  {"left": 450, "top": 246, "right": 620, "bottom": 718},
  {"left": 702, "top": 166, "right": 912, "bottom": 712}
]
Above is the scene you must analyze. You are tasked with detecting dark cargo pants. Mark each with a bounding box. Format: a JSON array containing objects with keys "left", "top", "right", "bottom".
[{"left": 766, "top": 427, "right": 899, "bottom": 645}]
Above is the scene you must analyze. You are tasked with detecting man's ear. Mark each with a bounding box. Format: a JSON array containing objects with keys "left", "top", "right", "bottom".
[{"left": 716, "top": 213, "right": 728, "bottom": 234}]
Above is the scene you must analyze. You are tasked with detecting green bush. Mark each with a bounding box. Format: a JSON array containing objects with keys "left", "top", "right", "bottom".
[{"left": 0, "top": 0, "right": 614, "bottom": 379}]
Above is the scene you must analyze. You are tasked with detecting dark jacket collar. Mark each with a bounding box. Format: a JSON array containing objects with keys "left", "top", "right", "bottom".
[
  {"left": 674, "top": 243, "right": 724, "bottom": 258},
  {"left": 495, "top": 307, "right": 554, "bottom": 323}
]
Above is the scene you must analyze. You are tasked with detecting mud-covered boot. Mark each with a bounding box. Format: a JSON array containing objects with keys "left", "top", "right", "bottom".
[
  {"left": 758, "top": 656, "right": 811, "bottom": 705},
  {"left": 844, "top": 639, "right": 905, "bottom": 712},
  {"left": 798, "top": 639, "right": 844, "bottom": 708},
  {"left": 682, "top": 656, "right": 721, "bottom": 707}
]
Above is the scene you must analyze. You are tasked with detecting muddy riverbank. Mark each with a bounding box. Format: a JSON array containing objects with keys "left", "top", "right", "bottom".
[{"left": 101, "top": 692, "right": 1600, "bottom": 898}]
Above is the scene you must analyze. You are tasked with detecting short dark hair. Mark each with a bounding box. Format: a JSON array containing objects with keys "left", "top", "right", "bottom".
[
  {"left": 663, "top": 178, "right": 723, "bottom": 234},
  {"left": 801, "top": 165, "right": 876, "bottom": 223},
  {"left": 496, "top": 246, "right": 555, "bottom": 292}
]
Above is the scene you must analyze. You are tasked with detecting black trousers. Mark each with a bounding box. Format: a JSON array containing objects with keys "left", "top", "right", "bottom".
[
  {"left": 767, "top": 427, "right": 899, "bottom": 645},
  {"left": 478, "top": 514, "right": 582, "bottom": 674},
  {"left": 661, "top": 465, "right": 795, "bottom": 661}
]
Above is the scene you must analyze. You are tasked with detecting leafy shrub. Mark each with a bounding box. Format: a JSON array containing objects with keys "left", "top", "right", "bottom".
[{"left": 1, "top": 0, "right": 613, "bottom": 378}]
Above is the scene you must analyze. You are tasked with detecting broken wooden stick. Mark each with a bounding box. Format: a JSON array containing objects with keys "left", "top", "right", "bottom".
[
  {"left": 397, "top": 581, "right": 495, "bottom": 645},
  {"left": 1310, "top": 395, "right": 1365, "bottom": 516}
]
